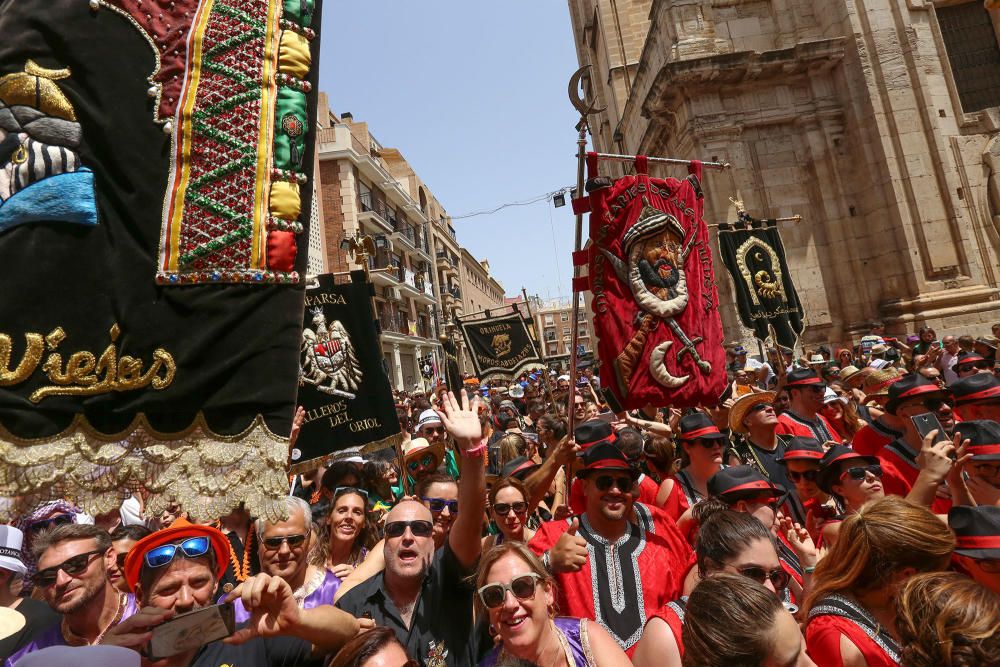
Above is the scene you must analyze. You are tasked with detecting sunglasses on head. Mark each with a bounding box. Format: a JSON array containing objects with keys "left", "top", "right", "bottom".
[
  {"left": 407, "top": 453, "right": 437, "bottom": 472},
  {"left": 143, "top": 536, "right": 211, "bottom": 569},
  {"left": 384, "top": 519, "right": 434, "bottom": 539},
  {"left": 262, "top": 534, "right": 307, "bottom": 550},
  {"left": 32, "top": 549, "right": 103, "bottom": 587},
  {"left": 422, "top": 497, "right": 458, "bottom": 514},
  {"left": 477, "top": 573, "right": 544, "bottom": 609},
  {"left": 839, "top": 464, "right": 883, "bottom": 482},
  {"left": 787, "top": 469, "right": 818, "bottom": 483},
  {"left": 492, "top": 501, "right": 528, "bottom": 516},
  {"left": 737, "top": 566, "right": 789, "bottom": 591},
  {"left": 593, "top": 474, "right": 636, "bottom": 492},
  {"left": 335, "top": 486, "right": 369, "bottom": 500},
  {"left": 29, "top": 514, "right": 73, "bottom": 534}
]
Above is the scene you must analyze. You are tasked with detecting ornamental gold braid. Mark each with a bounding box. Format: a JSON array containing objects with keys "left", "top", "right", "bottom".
[
  {"left": 734, "top": 236, "right": 786, "bottom": 307},
  {"left": 0, "top": 414, "right": 291, "bottom": 522}
]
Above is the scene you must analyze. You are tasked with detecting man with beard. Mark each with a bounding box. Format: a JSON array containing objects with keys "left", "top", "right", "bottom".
[
  {"left": 101, "top": 519, "right": 359, "bottom": 666},
  {"left": 776, "top": 369, "right": 838, "bottom": 443},
  {"left": 877, "top": 373, "right": 958, "bottom": 513},
  {"left": 225, "top": 497, "right": 340, "bottom": 624},
  {"left": 5, "top": 525, "right": 137, "bottom": 664},
  {"left": 336, "top": 391, "right": 487, "bottom": 666},
  {"left": 529, "top": 443, "right": 692, "bottom": 657}
]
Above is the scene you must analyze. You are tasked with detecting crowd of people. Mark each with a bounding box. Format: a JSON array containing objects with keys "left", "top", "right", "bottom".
[{"left": 1, "top": 321, "right": 999, "bottom": 666}]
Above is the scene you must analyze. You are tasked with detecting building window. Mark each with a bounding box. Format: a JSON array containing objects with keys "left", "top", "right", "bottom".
[
  {"left": 544, "top": 315, "right": 554, "bottom": 326},
  {"left": 560, "top": 313, "right": 569, "bottom": 322},
  {"left": 938, "top": 2, "right": 1000, "bottom": 112}
]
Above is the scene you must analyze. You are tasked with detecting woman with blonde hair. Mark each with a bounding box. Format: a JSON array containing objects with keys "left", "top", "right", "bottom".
[
  {"left": 475, "top": 542, "right": 630, "bottom": 666},
  {"left": 482, "top": 478, "right": 536, "bottom": 551},
  {"left": 804, "top": 496, "right": 955, "bottom": 667},
  {"left": 894, "top": 571, "right": 1000, "bottom": 667}
]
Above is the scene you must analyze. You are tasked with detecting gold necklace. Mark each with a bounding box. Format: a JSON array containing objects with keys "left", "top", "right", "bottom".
[{"left": 61, "top": 592, "right": 127, "bottom": 646}]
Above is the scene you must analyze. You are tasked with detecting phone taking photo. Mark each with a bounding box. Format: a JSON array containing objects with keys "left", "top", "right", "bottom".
[
  {"left": 911, "top": 412, "right": 945, "bottom": 442},
  {"left": 147, "top": 603, "right": 236, "bottom": 660}
]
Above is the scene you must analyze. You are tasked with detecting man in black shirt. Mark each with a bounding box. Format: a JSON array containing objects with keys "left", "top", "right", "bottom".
[
  {"left": 102, "top": 519, "right": 359, "bottom": 666},
  {"left": 337, "top": 390, "right": 488, "bottom": 666}
]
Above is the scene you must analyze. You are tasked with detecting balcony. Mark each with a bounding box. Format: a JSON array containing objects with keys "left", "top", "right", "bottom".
[
  {"left": 436, "top": 251, "right": 459, "bottom": 278},
  {"left": 358, "top": 192, "right": 393, "bottom": 233},
  {"left": 378, "top": 313, "right": 433, "bottom": 341}
]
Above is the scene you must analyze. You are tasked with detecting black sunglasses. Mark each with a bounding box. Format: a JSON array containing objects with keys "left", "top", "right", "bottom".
[
  {"left": 32, "top": 550, "right": 103, "bottom": 587},
  {"left": 594, "top": 474, "right": 636, "bottom": 492},
  {"left": 477, "top": 573, "right": 543, "bottom": 609},
  {"left": 920, "top": 397, "right": 955, "bottom": 411},
  {"left": 492, "top": 501, "right": 528, "bottom": 516},
  {"left": 262, "top": 534, "right": 307, "bottom": 550},
  {"left": 28, "top": 514, "right": 73, "bottom": 534},
  {"left": 737, "top": 566, "right": 789, "bottom": 591},
  {"left": 957, "top": 362, "right": 991, "bottom": 372},
  {"left": 787, "top": 470, "right": 818, "bottom": 483},
  {"left": 422, "top": 497, "right": 458, "bottom": 514},
  {"left": 748, "top": 403, "right": 772, "bottom": 414},
  {"left": 840, "top": 464, "right": 883, "bottom": 482},
  {"left": 384, "top": 520, "right": 434, "bottom": 539}
]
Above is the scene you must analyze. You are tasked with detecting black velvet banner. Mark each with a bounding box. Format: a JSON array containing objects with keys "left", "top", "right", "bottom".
[{"left": 459, "top": 311, "right": 544, "bottom": 380}]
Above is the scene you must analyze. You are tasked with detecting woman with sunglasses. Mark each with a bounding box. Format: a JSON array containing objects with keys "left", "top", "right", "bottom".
[
  {"left": 673, "top": 413, "right": 730, "bottom": 510},
  {"left": 476, "top": 542, "right": 631, "bottom": 667},
  {"left": 776, "top": 438, "right": 837, "bottom": 542},
  {"left": 312, "top": 487, "right": 376, "bottom": 579},
  {"left": 482, "top": 479, "right": 536, "bottom": 552},
  {"left": 820, "top": 388, "right": 865, "bottom": 445},
  {"left": 633, "top": 504, "right": 793, "bottom": 667},
  {"left": 804, "top": 496, "right": 955, "bottom": 667},
  {"left": 815, "top": 446, "right": 885, "bottom": 547}
]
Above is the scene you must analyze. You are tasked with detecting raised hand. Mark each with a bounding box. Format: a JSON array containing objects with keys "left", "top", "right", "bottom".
[
  {"left": 779, "top": 515, "right": 818, "bottom": 569},
  {"left": 224, "top": 573, "right": 300, "bottom": 644},
  {"left": 917, "top": 429, "right": 957, "bottom": 484},
  {"left": 550, "top": 517, "right": 588, "bottom": 573},
  {"left": 435, "top": 390, "right": 483, "bottom": 448},
  {"left": 288, "top": 405, "right": 306, "bottom": 448}
]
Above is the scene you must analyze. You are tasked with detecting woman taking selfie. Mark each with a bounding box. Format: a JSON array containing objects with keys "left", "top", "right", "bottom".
[
  {"left": 475, "top": 542, "right": 630, "bottom": 667},
  {"left": 804, "top": 496, "right": 954, "bottom": 667}
]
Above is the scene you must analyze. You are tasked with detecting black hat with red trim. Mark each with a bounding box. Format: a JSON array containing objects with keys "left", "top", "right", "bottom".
[
  {"left": 952, "top": 419, "right": 1000, "bottom": 462},
  {"left": 955, "top": 351, "right": 988, "bottom": 370},
  {"left": 575, "top": 442, "right": 634, "bottom": 478},
  {"left": 885, "top": 373, "right": 949, "bottom": 414},
  {"left": 775, "top": 437, "right": 825, "bottom": 464},
  {"left": 948, "top": 505, "right": 1000, "bottom": 560},
  {"left": 574, "top": 419, "right": 617, "bottom": 450},
  {"left": 816, "top": 445, "right": 879, "bottom": 493},
  {"left": 501, "top": 456, "right": 540, "bottom": 480},
  {"left": 951, "top": 373, "right": 1000, "bottom": 406},
  {"left": 707, "top": 465, "right": 785, "bottom": 502},
  {"left": 677, "top": 413, "right": 728, "bottom": 442},
  {"left": 785, "top": 368, "right": 826, "bottom": 391}
]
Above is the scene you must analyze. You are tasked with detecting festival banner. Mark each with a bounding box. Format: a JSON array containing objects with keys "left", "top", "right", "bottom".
[
  {"left": 440, "top": 335, "right": 464, "bottom": 393},
  {"left": 717, "top": 214, "right": 804, "bottom": 350},
  {"left": 0, "top": 0, "right": 324, "bottom": 521},
  {"left": 459, "top": 312, "right": 544, "bottom": 381},
  {"left": 574, "top": 155, "right": 726, "bottom": 409},
  {"left": 295, "top": 273, "right": 402, "bottom": 471}
]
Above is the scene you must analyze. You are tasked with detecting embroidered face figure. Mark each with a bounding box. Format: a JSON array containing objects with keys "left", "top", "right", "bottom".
[
  {"left": 0, "top": 61, "right": 96, "bottom": 234},
  {"left": 482, "top": 551, "right": 553, "bottom": 657}
]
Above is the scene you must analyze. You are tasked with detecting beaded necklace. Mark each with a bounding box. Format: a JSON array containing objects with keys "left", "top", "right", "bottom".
[{"left": 227, "top": 523, "right": 256, "bottom": 582}]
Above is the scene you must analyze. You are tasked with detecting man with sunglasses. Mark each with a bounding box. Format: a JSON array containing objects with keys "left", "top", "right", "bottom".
[
  {"left": 775, "top": 369, "right": 838, "bottom": 444},
  {"left": 955, "top": 350, "right": 992, "bottom": 380},
  {"left": 5, "top": 524, "right": 138, "bottom": 666},
  {"left": 101, "top": 518, "right": 359, "bottom": 666},
  {"left": 877, "top": 373, "right": 958, "bottom": 513},
  {"left": 953, "top": 420, "right": 1000, "bottom": 510},
  {"left": 336, "top": 391, "right": 489, "bottom": 666},
  {"left": 529, "top": 442, "right": 692, "bottom": 657},
  {"left": 952, "top": 371, "right": 1000, "bottom": 422}
]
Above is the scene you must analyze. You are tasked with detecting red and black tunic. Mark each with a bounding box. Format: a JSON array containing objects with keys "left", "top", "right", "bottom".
[{"left": 806, "top": 594, "right": 902, "bottom": 667}]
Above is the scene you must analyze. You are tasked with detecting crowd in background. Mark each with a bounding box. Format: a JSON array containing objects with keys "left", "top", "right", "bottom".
[{"left": 1, "top": 321, "right": 999, "bottom": 666}]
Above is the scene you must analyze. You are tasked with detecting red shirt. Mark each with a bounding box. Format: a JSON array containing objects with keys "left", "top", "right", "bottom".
[
  {"left": 657, "top": 477, "right": 689, "bottom": 523},
  {"left": 806, "top": 596, "right": 902, "bottom": 667},
  {"left": 648, "top": 598, "right": 686, "bottom": 659},
  {"left": 568, "top": 474, "right": 660, "bottom": 516},
  {"left": 776, "top": 411, "right": 838, "bottom": 442},
  {"left": 877, "top": 438, "right": 952, "bottom": 514},
  {"left": 529, "top": 503, "right": 691, "bottom": 655},
  {"left": 851, "top": 420, "right": 901, "bottom": 457}
]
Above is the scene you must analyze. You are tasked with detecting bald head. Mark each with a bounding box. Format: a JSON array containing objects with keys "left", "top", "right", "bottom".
[
  {"left": 386, "top": 499, "right": 432, "bottom": 524},
  {"left": 382, "top": 500, "right": 435, "bottom": 588}
]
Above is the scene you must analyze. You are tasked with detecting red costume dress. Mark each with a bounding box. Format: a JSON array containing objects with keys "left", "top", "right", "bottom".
[
  {"left": 850, "top": 419, "right": 901, "bottom": 457},
  {"left": 657, "top": 478, "right": 688, "bottom": 522},
  {"left": 529, "top": 503, "right": 691, "bottom": 655},
  {"left": 647, "top": 597, "right": 687, "bottom": 659},
  {"left": 806, "top": 595, "right": 902, "bottom": 667},
  {"left": 877, "top": 438, "right": 952, "bottom": 514},
  {"left": 776, "top": 411, "right": 837, "bottom": 443}
]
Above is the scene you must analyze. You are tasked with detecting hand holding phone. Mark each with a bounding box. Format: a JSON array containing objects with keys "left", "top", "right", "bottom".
[
  {"left": 911, "top": 412, "right": 946, "bottom": 442},
  {"left": 147, "top": 603, "right": 236, "bottom": 660}
]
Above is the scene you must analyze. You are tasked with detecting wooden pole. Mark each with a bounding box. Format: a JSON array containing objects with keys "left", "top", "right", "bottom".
[{"left": 521, "top": 287, "right": 558, "bottom": 409}]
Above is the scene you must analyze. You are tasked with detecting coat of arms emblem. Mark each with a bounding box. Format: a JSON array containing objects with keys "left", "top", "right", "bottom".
[
  {"left": 491, "top": 333, "right": 512, "bottom": 357},
  {"left": 300, "top": 307, "right": 363, "bottom": 399}
]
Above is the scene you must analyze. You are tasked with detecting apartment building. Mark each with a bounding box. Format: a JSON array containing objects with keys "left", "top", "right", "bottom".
[{"left": 533, "top": 297, "right": 595, "bottom": 366}]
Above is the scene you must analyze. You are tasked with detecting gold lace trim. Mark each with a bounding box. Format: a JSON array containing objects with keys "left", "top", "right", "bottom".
[{"left": 0, "top": 413, "right": 291, "bottom": 522}]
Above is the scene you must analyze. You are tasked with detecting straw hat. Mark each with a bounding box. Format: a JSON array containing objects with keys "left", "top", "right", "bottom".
[
  {"left": 838, "top": 365, "right": 865, "bottom": 387},
  {"left": 728, "top": 391, "right": 776, "bottom": 435},
  {"left": 862, "top": 368, "right": 901, "bottom": 397},
  {"left": 402, "top": 437, "right": 445, "bottom": 472}
]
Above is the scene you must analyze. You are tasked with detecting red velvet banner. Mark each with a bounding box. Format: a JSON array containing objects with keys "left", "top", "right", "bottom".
[{"left": 583, "top": 156, "right": 726, "bottom": 409}]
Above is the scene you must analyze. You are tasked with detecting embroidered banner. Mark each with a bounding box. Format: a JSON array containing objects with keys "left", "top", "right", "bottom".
[
  {"left": 294, "top": 273, "right": 402, "bottom": 472},
  {"left": 717, "top": 214, "right": 804, "bottom": 350},
  {"left": 0, "top": 0, "right": 324, "bottom": 521},
  {"left": 458, "top": 311, "right": 544, "bottom": 381},
  {"left": 579, "top": 154, "right": 726, "bottom": 409}
]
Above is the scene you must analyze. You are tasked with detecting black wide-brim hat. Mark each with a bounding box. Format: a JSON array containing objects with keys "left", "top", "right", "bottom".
[
  {"left": 951, "top": 373, "right": 1000, "bottom": 406},
  {"left": 816, "top": 445, "right": 879, "bottom": 494},
  {"left": 677, "top": 412, "right": 728, "bottom": 441},
  {"left": 953, "top": 420, "right": 1000, "bottom": 462},
  {"left": 775, "top": 436, "right": 825, "bottom": 464},
  {"left": 785, "top": 368, "right": 826, "bottom": 390},
  {"left": 574, "top": 419, "right": 617, "bottom": 450},
  {"left": 885, "top": 373, "right": 950, "bottom": 414},
  {"left": 575, "top": 442, "right": 634, "bottom": 479},
  {"left": 949, "top": 505, "right": 1000, "bottom": 559},
  {"left": 707, "top": 465, "right": 785, "bottom": 502},
  {"left": 501, "top": 456, "right": 540, "bottom": 480}
]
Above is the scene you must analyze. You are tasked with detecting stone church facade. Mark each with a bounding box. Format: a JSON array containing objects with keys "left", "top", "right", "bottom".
[{"left": 567, "top": 0, "right": 1000, "bottom": 347}]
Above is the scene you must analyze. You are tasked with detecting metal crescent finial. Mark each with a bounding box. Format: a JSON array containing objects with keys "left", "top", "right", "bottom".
[{"left": 568, "top": 65, "right": 606, "bottom": 117}]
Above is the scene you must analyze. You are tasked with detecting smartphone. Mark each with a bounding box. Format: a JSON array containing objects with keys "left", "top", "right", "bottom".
[
  {"left": 911, "top": 412, "right": 945, "bottom": 442},
  {"left": 147, "top": 603, "right": 236, "bottom": 660}
]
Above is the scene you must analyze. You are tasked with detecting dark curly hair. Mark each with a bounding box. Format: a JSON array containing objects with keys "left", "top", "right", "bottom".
[{"left": 895, "top": 571, "right": 1000, "bottom": 667}]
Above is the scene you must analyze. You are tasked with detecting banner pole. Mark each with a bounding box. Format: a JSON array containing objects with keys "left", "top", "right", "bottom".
[
  {"left": 567, "top": 119, "right": 587, "bottom": 441},
  {"left": 521, "top": 287, "right": 558, "bottom": 409}
]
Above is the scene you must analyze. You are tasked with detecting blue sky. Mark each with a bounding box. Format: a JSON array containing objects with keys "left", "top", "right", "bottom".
[{"left": 319, "top": 1, "right": 584, "bottom": 302}]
